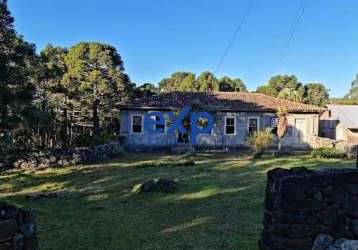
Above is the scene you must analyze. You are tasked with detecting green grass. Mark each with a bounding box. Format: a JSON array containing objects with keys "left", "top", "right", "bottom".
[{"left": 0, "top": 152, "right": 354, "bottom": 250}]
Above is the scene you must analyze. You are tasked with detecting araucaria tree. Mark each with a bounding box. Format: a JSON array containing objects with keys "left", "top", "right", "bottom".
[
  {"left": 0, "top": 0, "right": 38, "bottom": 153},
  {"left": 62, "top": 42, "right": 130, "bottom": 138},
  {"left": 256, "top": 74, "right": 329, "bottom": 106}
]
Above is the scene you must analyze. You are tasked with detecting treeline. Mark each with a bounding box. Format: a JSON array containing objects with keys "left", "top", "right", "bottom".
[
  {"left": 138, "top": 73, "right": 330, "bottom": 107},
  {"left": 331, "top": 74, "right": 358, "bottom": 104},
  {"left": 0, "top": 1, "right": 132, "bottom": 154},
  {"left": 3, "top": 0, "right": 355, "bottom": 156}
]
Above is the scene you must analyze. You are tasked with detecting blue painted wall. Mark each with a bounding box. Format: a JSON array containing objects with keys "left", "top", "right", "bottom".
[{"left": 120, "top": 109, "right": 282, "bottom": 149}]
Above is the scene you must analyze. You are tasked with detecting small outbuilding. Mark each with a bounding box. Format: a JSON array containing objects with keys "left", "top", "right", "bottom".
[{"left": 320, "top": 104, "right": 358, "bottom": 145}]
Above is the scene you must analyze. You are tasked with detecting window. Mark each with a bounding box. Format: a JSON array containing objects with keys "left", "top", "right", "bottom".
[
  {"left": 225, "top": 117, "right": 236, "bottom": 135},
  {"left": 197, "top": 117, "right": 213, "bottom": 135},
  {"left": 270, "top": 117, "right": 278, "bottom": 135},
  {"left": 150, "top": 115, "right": 165, "bottom": 133},
  {"left": 132, "top": 115, "right": 143, "bottom": 133},
  {"left": 248, "top": 118, "right": 259, "bottom": 134}
]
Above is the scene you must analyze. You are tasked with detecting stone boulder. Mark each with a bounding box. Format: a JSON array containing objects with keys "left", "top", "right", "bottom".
[
  {"left": 313, "top": 234, "right": 358, "bottom": 250},
  {"left": 135, "top": 178, "right": 179, "bottom": 193}
]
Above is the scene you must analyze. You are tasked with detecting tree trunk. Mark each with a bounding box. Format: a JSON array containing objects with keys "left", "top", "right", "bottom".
[
  {"left": 278, "top": 138, "right": 282, "bottom": 152},
  {"left": 93, "top": 98, "right": 100, "bottom": 137}
]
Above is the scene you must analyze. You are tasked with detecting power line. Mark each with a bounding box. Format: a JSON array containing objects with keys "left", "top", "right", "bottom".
[
  {"left": 214, "top": 0, "right": 256, "bottom": 74},
  {"left": 275, "top": 0, "right": 309, "bottom": 65}
]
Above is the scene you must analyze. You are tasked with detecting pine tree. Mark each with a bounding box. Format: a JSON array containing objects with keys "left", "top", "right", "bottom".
[
  {"left": 62, "top": 42, "right": 130, "bottom": 138},
  {"left": 0, "top": 0, "right": 38, "bottom": 153}
]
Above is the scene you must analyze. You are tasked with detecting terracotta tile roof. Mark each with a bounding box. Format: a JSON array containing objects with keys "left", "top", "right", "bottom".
[{"left": 118, "top": 91, "right": 325, "bottom": 113}]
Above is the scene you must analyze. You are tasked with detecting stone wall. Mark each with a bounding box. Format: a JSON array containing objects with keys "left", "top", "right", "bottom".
[
  {"left": 260, "top": 167, "right": 358, "bottom": 250},
  {"left": 11, "top": 142, "right": 123, "bottom": 169},
  {"left": 0, "top": 202, "right": 36, "bottom": 250}
]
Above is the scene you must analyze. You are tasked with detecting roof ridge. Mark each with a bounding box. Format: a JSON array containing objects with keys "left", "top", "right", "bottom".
[{"left": 118, "top": 91, "right": 325, "bottom": 113}]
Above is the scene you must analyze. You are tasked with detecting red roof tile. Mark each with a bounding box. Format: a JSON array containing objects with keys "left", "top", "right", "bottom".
[{"left": 118, "top": 91, "right": 325, "bottom": 113}]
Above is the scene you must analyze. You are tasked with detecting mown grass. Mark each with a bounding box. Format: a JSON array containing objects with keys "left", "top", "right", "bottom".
[{"left": 0, "top": 152, "right": 354, "bottom": 250}]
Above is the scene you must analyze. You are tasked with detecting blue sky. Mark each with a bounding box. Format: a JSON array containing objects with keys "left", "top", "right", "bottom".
[{"left": 9, "top": 0, "right": 358, "bottom": 97}]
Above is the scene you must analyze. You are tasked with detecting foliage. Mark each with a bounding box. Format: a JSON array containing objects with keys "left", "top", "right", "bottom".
[
  {"left": 132, "top": 83, "right": 159, "bottom": 98},
  {"left": 256, "top": 85, "right": 278, "bottom": 97},
  {"left": 329, "top": 98, "right": 358, "bottom": 105},
  {"left": 218, "top": 76, "right": 247, "bottom": 92},
  {"left": 159, "top": 72, "right": 197, "bottom": 92},
  {"left": 247, "top": 129, "right": 273, "bottom": 158},
  {"left": 197, "top": 71, "right": 219, "bottom": 91},
  {"left": 311, "top": 147, "right": 346, "bottom": 159},
  {"left": 62, "top": 42, "right": 130, "bottom": 136},
  {"left": 347, "top": 74, "right": 358, "bottom": 99},
  {"left": 277, "top": 88, "right": 303, "bottom": 102},
  {"left": 0, "top": 0, "right": 39, "bottom": 154},
  {"left": 158, "top": 71, "right": 246, "bottom": 92},
  {"left": 256, "top": 75, "right": 329, "bottom": 106},
  {"left": 303, "top": 83, "right": 329, "bottom": 106},
  {"left": 256, "top": 75, "right": 303, "bottom": 99}
]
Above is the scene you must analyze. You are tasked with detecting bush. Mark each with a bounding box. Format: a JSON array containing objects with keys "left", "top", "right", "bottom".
[
  {"left": 247, "top": 129, "right": 273, "bottom": 158},
  {"left": 311, "top": 147, "right": 346, "bottom": 159}
]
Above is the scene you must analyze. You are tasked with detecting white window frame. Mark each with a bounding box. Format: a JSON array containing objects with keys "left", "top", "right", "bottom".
[
  {"left": 149, "top": 112, "right": 165, "bottom": 134},
  {"left": 224, "top": 116, "right": 236, "bottom": 135},
  {"left": 270, "top": 117, "right": 278, "bottom": 129},
  {"left": 131, "top": 114, "right": 144, "bottom": 134},
  {"left": 247, "top": 116, "right": 260, "bottom": 133}
]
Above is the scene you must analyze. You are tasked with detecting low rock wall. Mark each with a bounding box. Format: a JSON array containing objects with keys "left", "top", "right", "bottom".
[
  {"left": 12, "top": 142, "right": 123, "bottom": 169},
  {"left": 260, "top": 167, "right": 358, "bottom": 250},
  {"left": 0, "top": 202, "right": 36, "bottom": 249}
]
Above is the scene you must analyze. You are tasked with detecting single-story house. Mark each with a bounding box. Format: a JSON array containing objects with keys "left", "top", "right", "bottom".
[
  {"left": 118, "top": 92, "right": 324, "bottom": 151},
  {"left": 320, "top": 104, "right": 358, "bottom": 145}
]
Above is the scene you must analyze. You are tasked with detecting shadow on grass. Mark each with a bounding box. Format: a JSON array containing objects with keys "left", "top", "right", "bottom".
[{"left": 0, "top": 152, "right": 354, "bottom": 250}]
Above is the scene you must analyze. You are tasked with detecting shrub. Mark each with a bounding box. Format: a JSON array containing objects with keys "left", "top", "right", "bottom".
[
  {"left": 247, "top": 129, "right": 273, "bottom": 158},
  {"left": 311, "top": 147, "right": 346, "bottom": 159}
]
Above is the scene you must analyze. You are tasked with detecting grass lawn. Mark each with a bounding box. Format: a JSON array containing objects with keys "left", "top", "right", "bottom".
[{"left": 0, "top": 152, "right": 354, "bottom": 250}]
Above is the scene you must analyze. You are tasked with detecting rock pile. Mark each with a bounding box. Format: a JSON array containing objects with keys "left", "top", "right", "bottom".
[
  {"left": 10, "top": 142, "right": 123, "bottom": 169},
  {"left": 260, "top": 167, "right": 358, "bottom": 250},
  {"left": 0, "top": 202, "right": 37, "bottom": 250}
]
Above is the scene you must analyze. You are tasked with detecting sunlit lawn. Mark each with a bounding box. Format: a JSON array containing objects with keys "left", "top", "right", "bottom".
[{"left": 0, "top": 152, "right": 354, "bottom": 250}]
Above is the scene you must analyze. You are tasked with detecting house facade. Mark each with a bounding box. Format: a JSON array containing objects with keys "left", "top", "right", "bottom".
[
  {"left": 118, "top": 92, "right": 324, "bottom": 151},
  {"left": 320, "top": 104, "right": 358, "bottom": 145}
]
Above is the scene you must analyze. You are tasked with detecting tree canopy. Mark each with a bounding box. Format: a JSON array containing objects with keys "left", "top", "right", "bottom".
[
  {"left": 0, "top": 0, "right": 38, "bottom": 152},
  {"left": 159, "top": 71, "right": 246, "bottom": 92},
  {"left": 62, "top": 42, "right": 130, "bottom": 136},
  {"left": 303, "top": 83, "right": 329, "bottom": 106},
  {"left": 256, "top": 74, "right": 329, "bottom": 106}
]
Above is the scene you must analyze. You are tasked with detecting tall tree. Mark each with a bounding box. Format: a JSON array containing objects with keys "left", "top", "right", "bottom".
[
  {"left": 277, "top": 88, "right": 303, "bottom": 102},
  {"left": 196, "top": 71, "right": 219, "bottom": 91},
  {"left": 303, "top": 83, "right": 329, "bottom": 106},
  {"left": 0, "top": 0, "right": 38, "bottom": 152},
  {"left": 159, "top": 72, "right": 197, "bottom": 92},
  {"left": 256, "top": 74, "right": 302, "bottom": 97},
  {"left": 218, "top": 76, "right": 247, "bottom": 92},
  {"left": 62, "top": 42, "right": 130, "bottom": 137},
  {"left": 256, "top": 85, "right": 279, "bottom": 97},
  {"left": 36, "top": 45, "right": 68, "bottom": 148},
  {"left": 132, "top": 83, "right": 159, "bottom": 98}
]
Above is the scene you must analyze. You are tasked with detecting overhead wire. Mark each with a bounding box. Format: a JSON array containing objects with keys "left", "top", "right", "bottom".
[
  {"left": 275, "top": 0, "right": 309, "bottom": 65},
  {"left": 214, "top": 0, "right": 256, "bottom": 74}
]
